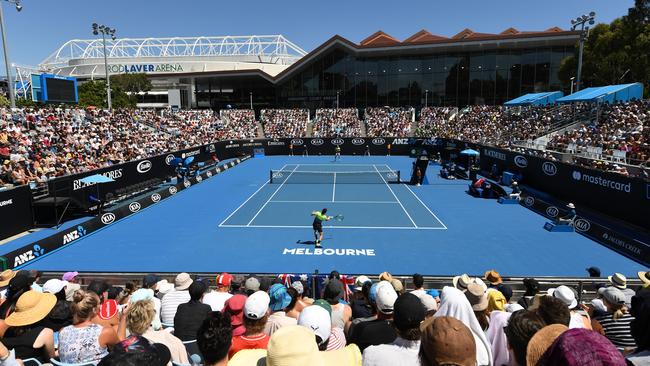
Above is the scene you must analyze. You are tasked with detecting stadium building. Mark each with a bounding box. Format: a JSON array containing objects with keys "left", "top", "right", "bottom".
[{"left": 33, "top": 27, "right": 580, "bottom": 109}]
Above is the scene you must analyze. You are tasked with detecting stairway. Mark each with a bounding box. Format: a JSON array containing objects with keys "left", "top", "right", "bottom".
[
  {"left": 306, "top": 122, "right": 314, "bottom": 137},
  {"left": 256, "top": 122, "right": 265, "bottom": 138}
]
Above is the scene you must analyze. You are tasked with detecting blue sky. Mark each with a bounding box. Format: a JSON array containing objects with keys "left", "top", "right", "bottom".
[{"left": 1, "top": 0, "right": 635, "bottom": 68}]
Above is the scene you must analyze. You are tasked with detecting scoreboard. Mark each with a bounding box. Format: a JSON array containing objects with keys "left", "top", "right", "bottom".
[{"left": 31, "top": 74, "right": 78, "bottom": 104}]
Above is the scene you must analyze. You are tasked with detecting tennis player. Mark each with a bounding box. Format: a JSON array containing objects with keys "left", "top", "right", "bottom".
[
  {"left": 311, "top": 208, "right": 332, "bottom": 248},
  {"left": 334, "top": 145, "right": 341, "bottom": 161}
]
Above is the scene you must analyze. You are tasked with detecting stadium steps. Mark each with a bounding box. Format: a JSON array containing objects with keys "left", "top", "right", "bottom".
[
  {"left": 306, "top": 122, "right": 314, "bottom": 137},
  {"left": 256, "top": 122, "right": 265, "bottom": 138}
]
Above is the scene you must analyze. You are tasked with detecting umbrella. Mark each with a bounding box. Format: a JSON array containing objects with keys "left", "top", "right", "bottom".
[
  {"left": 79, "top": 174, "right": 115, "bottom": 184},
  {"left": 169, "top": 157, "right": 183, "bottom": 166},
  {"left": 183, "top": 156, "right": 194, "bottom": 166},
  {"left": 460, "top": 149, "right": 480, "bottom": 156}
]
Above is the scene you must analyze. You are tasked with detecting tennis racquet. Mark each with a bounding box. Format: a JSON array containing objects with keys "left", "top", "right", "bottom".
[{"left": 332, "top": 214, "right": 344, "bottom": 221}]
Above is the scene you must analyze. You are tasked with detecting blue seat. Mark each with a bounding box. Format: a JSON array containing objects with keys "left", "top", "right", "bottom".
[
  {"left": 543, "top": 222, "right": 575, "bottom": 232},
  {"left": 498, "top": 197, "right": 519, "bottom": 204},
  {"left": 50, "top": 358, "right": 96, "bottom": 366}
]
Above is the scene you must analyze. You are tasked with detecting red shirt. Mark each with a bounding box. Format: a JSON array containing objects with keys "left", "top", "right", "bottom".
[{"left": 229, "top": 333, "right": 270, "bottom": 359}]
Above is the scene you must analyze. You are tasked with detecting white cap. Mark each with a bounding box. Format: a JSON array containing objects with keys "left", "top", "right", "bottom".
[
  {"left": 245, "top": 291, "right": 270, "bottom": 320},
  {"left": 414, "top": 293, "right": 438, "bottom": 312},
  {"left": 354, "top": 275, "right": 371, "bottom": 291},
  {"left": 156, "top": 279, "right": 174, "bottom": 295},
  {"left": 298, "top": 305, "right": 331, "bottom": 345},
  {"left": 376, "top": 280, "right": 398, "bottom": 314},
  {"left": 547, "top": 285, "right": 578, "bottom": 309},
  {"left": 43, "top": 279, "right": 68, "bottom": 294}
]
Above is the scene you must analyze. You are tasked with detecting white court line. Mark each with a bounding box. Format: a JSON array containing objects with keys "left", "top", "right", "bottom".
[
  {"left": 246, "top": 165, "right": 299, "bottom": 226},
  {"left": 373, "top": 164, "right": 418, "bottom": 228},
  {"left": 218, "top": 164, "right": 288, "bottom": 227},
  {"left": 332, "top": 172, "right": 336, "bottom": 202},
  {"left": 219, "top": 224, "right": 446, "bottom": 230},
  {"left": 381, "top": 164, "right": 448, "bottom": 230},
  {"left": 269, "top": 200, "right": 399, "bottom": 204},
  {"left": 294, "top": 164, "right": 380, "bottom": 166}
]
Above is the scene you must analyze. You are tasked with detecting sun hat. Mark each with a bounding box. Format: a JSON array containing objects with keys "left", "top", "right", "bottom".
[
  {"left": 375, "top": 281, "right": 398, "bottom": 314},
  {"left": 487, "top": 290, "right": 507, "bottom": 312},
  {"left": 599, "top": 287, "right": 626, "bottom": 306},
  {"left": 245, "top": 277, "right": 260, "bottom": 292},
  {"left": 354, "top": 275, "right": 370, "bottom": 291},
  {"left": 547, "top": 285, "right": 578, "bottom": 309},
  {"left": 42, "top": 279, "right": 68, "bottom": 294},
  {"left": 216, "top": 272, "right": 233, "bottom": 287},
  {"left": 5, "top": 291, "right": 57, "bottom": 327},
  {"left": 312, "top": 299, "right": 332, "bottom": 316},
  {"left": 174, "top": 272, "right": 193, "bottom": 291},
  {"left": 526, "top": 324, "right": 568, "bottom": 366},
  {"left": 62, "top": 271, "right": 79, "bottom": 282},
  {"left": 393, "top": 293, "right": 426, "bottom": 331},
  {"left": 567, "top": 203, "right": 575, "bottom": 209},
  {"left": 452, "top": 274, "right": 472, "bottom": 290},
  {"left": 0, "top": 269, "right": 16, "bottom": 287},
  {"left": 638, "top": 270, "right": 650, "bottom": 287},
  {"left": 224, "top": 294, "right": 247, "bottom": 336},
  {"left": 130, "top": 288, "right": 155, "bottom": 304},
  {"left": 539, "top": 328, "right": 626, "bottom": 365},
  {"left": 390, "top": 278, "right": 404, "bottom": 293},
  {"left": 608, "top": 272, "right": 627, "bottom": 289},
  {"left": 420, "top": 316, "right": 476, "bottom": 366},
  {"left": 290, "top": 281, "right": 304, "bottom": 295},
  {"left": 298, "top": 305, "right": 331, "bottom": 346},
  {"left": 379, "top": 272, "right": 393, "bottom": 282},
  {"left": 269, "top": 284, "right": 292, "bottom": 312},
  {"left": 245, "top": 291, "right": 270, "bottom": 320},
  {"left": 156, "top": 280, "right": 174, "bottom": 295},
  {"left": 484, "top": 270, "right": 503, "bottom": 285},
  {"left": 464, "top": 283, "right": 488, "bottom": 311}
]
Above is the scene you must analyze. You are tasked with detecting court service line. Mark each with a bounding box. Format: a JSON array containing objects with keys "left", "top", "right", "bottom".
[
  {"left": 218, "top": 163, "right": 288, "bottom": 227},
  {"left": 332, "top": 172, "right": 336, "bottom": 202},
  {"left": 269, "top": 200, "right": 399, "bottom": 204},
  {"left": 219, "top": 224, "right": 446, "bottom": 230},
  {"left": 372, "top": 164, "right": 418, "bottom": 228},
  {"left": 246, "top": 165, "right": 299, "bottom": 226},
  {"left": 381, "top": 164, "right": 448, "bottom": 230}
]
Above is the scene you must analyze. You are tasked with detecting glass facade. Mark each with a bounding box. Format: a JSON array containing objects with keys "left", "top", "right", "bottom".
[{"left": 193, "top": 44, "right": 571, "bottom": 111}]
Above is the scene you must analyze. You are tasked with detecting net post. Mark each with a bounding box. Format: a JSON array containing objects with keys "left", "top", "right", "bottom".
[
  {"left": 397, "top": 171, "right": 400, "bottom": 183},
  {"left": 270, "top": 170, "right": 273, "bottom": 183}
]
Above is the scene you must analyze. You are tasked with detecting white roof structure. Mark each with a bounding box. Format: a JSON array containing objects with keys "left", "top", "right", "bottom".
[{"left": 39, "top": 35, "right": 307, "bottom": 79}]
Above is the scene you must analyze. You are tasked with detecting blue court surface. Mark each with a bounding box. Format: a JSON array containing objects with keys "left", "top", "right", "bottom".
[{"left": 17, "top": 156, "right": 645, "bottom": 277}]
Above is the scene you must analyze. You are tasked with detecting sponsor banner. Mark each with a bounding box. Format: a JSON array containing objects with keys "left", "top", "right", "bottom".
[
  {"left": 1, "top": 157, "right": 249, "bottom": 269},
  {"left": 0, "top": 186, "right": 33, "bottom": 241},
  {"left": 282, "top": 248, "right": 376, "bottom": 256}
]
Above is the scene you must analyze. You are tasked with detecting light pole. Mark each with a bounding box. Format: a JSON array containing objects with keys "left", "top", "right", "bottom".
[
  {"left": 569, "top": 76, "right": 575, "bottom": 94},
  {"left": 424, "top": 90, "right": 429, "bottom": 108},
  {"left": 92, "top": 23, "right": 116, "bottom": 112},
  {"left": 0, "top": 0, "right": 22, "bottom": 109},
  {"left": 570, "top": 11, "right": 595, "bottom": 92},
  {"left": 336, "top": 90, "right": 340, "bottom": 109},
  {"left": 249, "top": 91, "right": 253, "bottom": 109}
]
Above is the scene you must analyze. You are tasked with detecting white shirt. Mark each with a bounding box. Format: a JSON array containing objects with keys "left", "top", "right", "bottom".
[
  {"left": 160, "top": 289, "right": 190, "bottom": 324},
  {"left": 362, "top": 337, "right": 421, "bottom": 366},
  {"left": 202, "top": 291, "right": 232, "bottom": 312}
]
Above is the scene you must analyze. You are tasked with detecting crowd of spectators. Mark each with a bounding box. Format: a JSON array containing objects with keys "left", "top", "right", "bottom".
[
  {"left": 312, "top": 109, "right": 362, "bottom": 137},
  {"left": 364, "top": 107, "right": 414, "bottom": 137},
  {"left": 260, "top": 109, "right": 309, "bottom": 138},
  {"left": 220, "top": 110, "right": 259, "bottom": 139},
  {"left": 0, "top": 268, "right": 648, "bottom": 365},
  {"left": 416, "top": 107, "right": 455, "bottom": 137}
]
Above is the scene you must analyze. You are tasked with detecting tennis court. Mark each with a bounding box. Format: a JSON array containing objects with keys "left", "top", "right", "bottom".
[{"left": 219, "top": 163, "right": 446, "bottom": 229}]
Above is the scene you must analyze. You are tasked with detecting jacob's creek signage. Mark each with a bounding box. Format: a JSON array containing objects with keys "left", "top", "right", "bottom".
[{"left": 108, "top": 63, "right": 184, "bottom": 74}]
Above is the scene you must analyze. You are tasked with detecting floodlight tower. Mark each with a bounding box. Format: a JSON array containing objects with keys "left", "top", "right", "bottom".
[
  {"left": 92, "top": 23, "right": 117, "bottom": 111},
  {"left": 0, "top": 0, "right": 22, "bottom": 108},
  {"left": 570, "top": 12, "right": 596, "bottom": 92}
]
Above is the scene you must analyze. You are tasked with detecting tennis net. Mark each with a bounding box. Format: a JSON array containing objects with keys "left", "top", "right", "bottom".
[{"left": 269, "top": 170, "right": 401, "bottom": 184}]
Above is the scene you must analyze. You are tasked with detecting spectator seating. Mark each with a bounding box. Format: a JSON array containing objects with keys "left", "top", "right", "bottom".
[
  {"left": 260, "top": 109, "right": 309, "bottom": 138},
  {"left": 312, "top": 108, "right": 362, "bottom": 137}
]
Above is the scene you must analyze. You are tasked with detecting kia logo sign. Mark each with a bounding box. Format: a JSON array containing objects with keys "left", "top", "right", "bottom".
[
  {"left": 136, "top": 160, "right": 152, "bottom": 173},
  {"left": 524, "top": 196, "right": 535, "bottom": 207},
  {"left": 514, "top": 155, "right": 528, "bottom": 168},
  {"left": 542, "top": 162, "right": 558, "bottom": 176},
  {"left": 311, "top": 139, "right": 324, "bottom": 146},
  {"left": 128, "top": 202, "right": 141, "bottom": 213},
  {"left": 151, "top": 193, "right": 161, "bottom": 203},
  {"left": 372, "top": 138, "right": 385, "bottom": 145},
  {"left": 351, "top": 138, "right": 365, "bottom": 145},
  {"left": 183, "top": 180, "right": 191, "bottom": 188},
  {"left": 196, "top": 175, "right": 203, "bottom": 182},
  {"left": 168, "top": 186, "right": 177, "bottom": 195},
  {"left": 206, "top": 171, "right": 213, "bottom": 177},
  {"left": 165, "top": 154, "right": 175, "bottom": 165},
  {"left": 574, "top": 218, "right": 591, "bottom": 232},
  {"left": 545, "top": 206, "right": 559, "bottom": 218},
  {"left": 331, "top": 138, "right": 344, "bottom": 146},
  {"left": 291, "top": 139, "right": 304, "bottom": 146},
  {"left": 100, "top": 213, "right": 116, "bottom": 225}
]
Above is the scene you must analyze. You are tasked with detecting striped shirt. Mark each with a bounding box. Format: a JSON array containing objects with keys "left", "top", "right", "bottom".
[
  {"left": 160, "top": 290, "right": 190, "bottom": 324},
  {"left": 595, "top": 312, "right": 636, "bottom": 351}
]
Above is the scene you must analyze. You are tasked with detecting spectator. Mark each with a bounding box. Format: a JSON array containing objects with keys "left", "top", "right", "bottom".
[
  {"left": 197, "top": 312, "right": 232, "bottom": 366},
  {"left": 587, "top": 266, "right": 602, "bottom": 278},
  {"left": 496, "top": 284, "right": 513, "bottom": 303},
  {"left": 310, "top": 300, "right": 347, "bottom": 351},
  {"left": 173, "top": 281, "right": 211, "bottom": 341},
  {"left": 264, "top": 284, "right": 297, "bottom": 336},
  {"left": 230, "top": 291, "right": 270, "bottom": 358},
  {"left": 324, "top": 279, "right": 352, "bottom": 332},
  {"left": 312, "top": 109, "right": 362, "bottom": 137},
  {"left": 0, "top": 274, "right": 31, "bottom": 320},
  {"left": 58, "top": 289, "right": 121, "bottom": 364},
  {"left": 410, "top": 273, "right": 425, "bottom": 296},
  {"left": 142, "top": 274, "right": 161, "bottom": 325},
  {"left": 538, "top": 328, "right": 627, "bottom": 365},
  {"left": 484, "top": 270, "right": 503, "bottom": 288},
  {"left": 525, "top": 324, "right": 568, "bottom": 366},
  {"left": 2, "top": 291, "right": 56, "bottom": 363},
  {"left": 517, "top": 278, "right": 539, "bottom": 309},
  {"left": 0, "top": 340, "right": 20, "bottom": 366},
  {"left": 464, "top": 283, "right": 489, "bottom": 331},
  {"left": 41, "top": 278, "right": 72, "bottom": 332},
  {"left": 365, "top": 107, "right": 413, "bottom": 137},
  {"left": 244, "top": 277, "right": 260, "bottom": 296},
  {"left": 503, "top": 310, "right": 545, "bottom": 366},
  {"left": 87, "top": 280, "right": 120, "bottom": 331},
  {"left": 628, "top": 289, "right": 650, "bottom": 364},
  {"left": 536, "top": 295, "right": 571, "bottom": 327},
  {"left": 347, "top": 281, "right": 398, "bottom": 352},
  {"left": 0, "top": 270, "right": 16, "bottom": 299},
  {"left": 223, "top": 294, "right": 247, "bottom": 337},
  {"left": 362, "top": 293, "right": 425, "bottom": 366},
  {"left": 62, "top": 271, "right": 81, "bottom": 301},
  {"left": 487, "top": 310, "right": 512, "bottom": 366},
  {"left": 160, "top": 272, "right": 192, "bottom": 324},
  {"left": 452, "top": 273, "right": 472, "bottom": 291},
  {"left": 203, "top": 273, "right": 234, "bottom": 312},
  {"left": 351, "top": 280, "right": 374, "bottom": 320},
  {"left": 419, "top": 316, "right": 476, "bottom": 366},
  {"left": 98, "top": 335, "right": 171, "bottom": 366},
  {"left": 547, "top": 285, "right": 591, "bottom": 329},
  {"left": 126, "top": 299, "right": 189, "bottom": 365},
  {"left": 261, "top": 109, "right": 308, "bottom": 138},
  {"left": 593, "top": 287, "right": 636, "bottom": 352},
  {"left": 28, "top": 270, "right": 42, "bottom": 292},
  {"left": 297, "top": 305, "right": 332, "bottom": 351},
  {"left": 638, "top": 270, "right": 650, "bottom": 289},
  {"left": 487, "top": 289, "right": 507, "bottom": 314},
  {"left": 607, "top": 272, "right": 635, "bottom": 308}
]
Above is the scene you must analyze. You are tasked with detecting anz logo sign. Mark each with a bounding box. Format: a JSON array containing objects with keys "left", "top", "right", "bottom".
[
  {"left": 13, "top": 244, "right": 46, "bottom": 267},
  {"left": 542, "top": 162, "right": 558, "bottom": 176},
  {"left": 331, "top": 138, "right": 344, "bottom": 146}
]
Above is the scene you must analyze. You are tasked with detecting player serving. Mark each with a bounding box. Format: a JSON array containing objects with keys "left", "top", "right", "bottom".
[
  {"left": 311, "top": 208, "right": 331, "bottom": 248},
  {"left": 334, "top": 145, "right": 341, "bottom": 161}
]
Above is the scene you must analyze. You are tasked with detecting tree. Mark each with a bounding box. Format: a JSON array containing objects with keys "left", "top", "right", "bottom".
[
  {"left": 0, "top": 94, "right": 9, "bottom": 107},
  {"left": 559, "top": 0, "right": 650, "bottom": 97},
  {"left": 78, "top": 80, "right": 135, "bottom": 108},
  {"left": 110, "top": 73, "right": 152, "bottom": 106}
]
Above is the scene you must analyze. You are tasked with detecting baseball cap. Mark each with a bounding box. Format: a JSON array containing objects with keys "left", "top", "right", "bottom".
[
  {"left": 62, "top": 271, "right": 79, "bottom": 282},
  {"left": 298, "top": 305, "right": 331, "bottom": 346},
  {"left": 216, "top": 273, "right": 233, "bottom": 287},
  {"left": 354, "top": 276, "right": 371, "bottom": 291},
  {"left": 420, "top": 316, "right": 476, "bottom": 366},
  {"left": 42, "top": 279, "right": 68, "bottom": 294},
  {"left": 393, "top": 293, "right": 425, "bottom": 331},
  {"left": 323, "top": 279, "right": 344, "bottom": 302},
  {"left": 224, "top": 294, "right": 247, "bottom": 336},
  {"left": 129, "top": 289, "right": 154, "bottom": 304},
  {"left": 245, "top": 277, "right": 260, "bottom": 292},
  {"left": 269, "top": 284, "right": 292, "bottom": 311},
  {"left": 375, "top": 281, "right": 398, "bottom": 314},
  {"left": 142, "top": 274, "right": 159, "bottom": 289},
  {"left": 245, "top": 291, "right": 270, "bottom": 320},
  {"left": 312, "top": 299, "right": 332, "bottom": 316}
]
